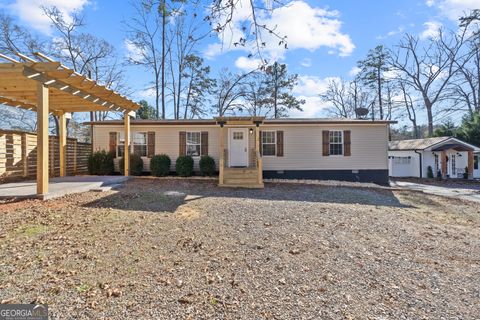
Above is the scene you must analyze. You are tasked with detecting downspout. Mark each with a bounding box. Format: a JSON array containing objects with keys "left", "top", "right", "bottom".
[{"left": 414, "top": 150, "right": 422, "bottom": 178}]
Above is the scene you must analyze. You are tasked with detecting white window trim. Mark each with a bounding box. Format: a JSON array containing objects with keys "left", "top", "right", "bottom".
[
  {"left": 132, "top": 132, "right": 148, "bottom": 158},
  {"left": 186, "top": 131, "right": 202, "bottom": 158},
  {"left": 261, "top": 130, "right": 277, "bottom": 157},
  {"left": 328, "top": 130, "right": 344, "bottom": 157},
  {"left": 117, "top": 131, "right": 148, "bottom": 158}
]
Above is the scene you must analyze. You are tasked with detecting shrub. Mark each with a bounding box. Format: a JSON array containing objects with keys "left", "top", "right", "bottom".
[
  {"left": 150, "top": 154, "right": 171, "bottom": 177},
  {"left": 199, "top": 155, "right": 216, "bottom": 176},
  {"left": 427, "top": 166, "right": 434, "bottom": 178},
  {"left": 436, "top": 169, "right": 442, "bottom": 180},
  {"left": 176, "top": 155, "right": 194, "bottom": 177},
  {"left": 88, "top": 150, "right": 114, "bottom": 175},
  {"left": 119, "top": 153, "right": 144, "bottom": 176},
  {"left": 463, "top": 166, "right": 469, "bottom": 179}
]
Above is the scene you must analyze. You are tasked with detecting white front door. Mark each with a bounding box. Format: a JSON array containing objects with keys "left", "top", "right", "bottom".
[{"left": 229, "top": 128, "right": 248, "bottom": 167}]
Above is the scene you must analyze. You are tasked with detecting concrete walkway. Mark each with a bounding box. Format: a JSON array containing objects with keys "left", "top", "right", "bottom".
[
  {"left": 0, "top": 176, "right": 129, "bottom": 200},
  {"left": 390, "top": 180, "right": 480, "bottom": 203}
]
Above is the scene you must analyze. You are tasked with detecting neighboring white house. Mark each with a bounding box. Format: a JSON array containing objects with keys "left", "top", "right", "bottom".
[{"left": 388, "top": 137, "right": 480, "bottom": 179}]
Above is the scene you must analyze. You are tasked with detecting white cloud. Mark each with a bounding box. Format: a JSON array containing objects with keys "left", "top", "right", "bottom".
[
  {"left": 300, "top": 58, "right": 312, "bottom": 67},
  {"left": 204, "top": 0, "right": 355, "bottom": 60},
  {"left": 427, "top": 0, "right": 479, "bottom": 20},
  {"left": 8, "top": 0, "right": 90, "bottom": 34},
  {"left": 289, "top": 75, "right": 339, "bottom": 117},
  {"left": 420, "top": 21, "right": 442, "bottom": 39},
  {"left": 234, "top": 56, "right": 262, "bottom": 71},
  {"left": 124, "top": 39, "right": 144, "bottom": 62},
  {"left": 348, "top": 66, "right": 361, "bottom": 77}
]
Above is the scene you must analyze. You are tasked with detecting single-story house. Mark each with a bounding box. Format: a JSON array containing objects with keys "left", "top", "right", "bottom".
[
  {"left": 88, "top": 117, "right": 394, "bottom": 187},
  {"left": 388, "top": 136, "right": 480, "bottom": 179}
]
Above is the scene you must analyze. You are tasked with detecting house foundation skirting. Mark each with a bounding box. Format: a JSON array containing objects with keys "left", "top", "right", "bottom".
[{"left": 263, "top": 169, "right": 389, "bottom": 185}]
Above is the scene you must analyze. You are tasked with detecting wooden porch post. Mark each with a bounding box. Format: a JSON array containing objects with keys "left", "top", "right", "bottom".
[
  {"left": 219, "top": 124, "right": 225, "bottom": 185},
  {"left": 255, "top": 124, "right": 262, "bottom": 185},
  {"left": 58, "top": 111, "right": 67, "bottom": 177},
  {"left": 468, "top": 150, "right": 474, "bottom": 179},
  {"left": 37, "top": 83, "right": 49, "bottom": 196},
  {"left": 441, "top": 150, "right": 447, "bottom": 178},
  {"left": 124, "top": 111, "right": 130, "bottom": 176}
]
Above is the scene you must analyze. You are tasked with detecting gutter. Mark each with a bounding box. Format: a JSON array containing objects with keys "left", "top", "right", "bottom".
[{"left": 414, "top": 150, "right": 422, "bottom": 178}]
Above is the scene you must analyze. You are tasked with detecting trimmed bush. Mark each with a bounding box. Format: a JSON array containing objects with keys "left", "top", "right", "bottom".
[
  {"left": 463, "top": 166, "right": 469, "bottom": 179},
  {"left": 88, "top": 150, "right": 114, "bottom": 175},
  {"left": 427, "top": 166, "right": 434, "bottom": 178},
  {"left": 119, "top": 153, "right": 144, "bottom": 176},
  {"left": 436, "top": 169, "right": 442, "bottom": 180},
  {"left": 150, "top": 154, "right": 171, "bottom": 176},
  {"left": 176, "top": 155, "right": 194, "bottom": 177},
  {"left": 199, "top": 155, "right": 216, "bottom": 176}
]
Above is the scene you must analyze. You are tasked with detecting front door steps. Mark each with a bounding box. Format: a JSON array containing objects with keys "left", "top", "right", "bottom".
[{"left": 220, "top": 167, "right": 264, "bottom": 188}]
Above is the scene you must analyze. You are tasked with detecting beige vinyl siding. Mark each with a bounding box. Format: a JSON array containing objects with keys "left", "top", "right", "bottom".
[
  {"left": 93, "top": 125, "right": 220, "bottom": 172},
  {"left": 260, "top": 124, "right": 388, "bottom": 170},
  {"left": 92, "top": 123, "right": 389, "bottom": 172}
]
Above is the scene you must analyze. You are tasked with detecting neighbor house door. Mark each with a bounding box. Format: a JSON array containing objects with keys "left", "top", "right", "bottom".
[{"left": 229, "top": 128, "right": 248, "bottom": 167}]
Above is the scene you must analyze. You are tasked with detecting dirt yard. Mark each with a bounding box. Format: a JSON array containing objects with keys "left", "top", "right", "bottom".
[{"left": 1, "top": 178, "right": 479, "bottom": 319}]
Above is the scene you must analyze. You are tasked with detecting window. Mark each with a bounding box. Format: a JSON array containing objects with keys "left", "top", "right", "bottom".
[
  {"left": 186, "top": 132, "right": 201, "bottom": 157},
  {"left": 133, "top": 132, "right": 147, "bottom": 157},
  {"left": 393, "top": 156, "right": 411, "bottom": 164},
  {"left": 434, "top": 154, "right": 439, "bottom": 173},
  {"left": 329, "top": 131, "right": 343, "bottom": 155},
  {"left": 233, "top": 132, "right": 243, "bottom": 140},
  {"left": 262, "top": 131, "right": 276, "bottom": 156},
  {"left": 475, "top": 156, "right": 479, "bottom": 170},
  {"left": 117, "top": 132, "right": 147, "bottom": 157},
  {"left": 117, "top": 132, "right": 125, "bottom": 157}
]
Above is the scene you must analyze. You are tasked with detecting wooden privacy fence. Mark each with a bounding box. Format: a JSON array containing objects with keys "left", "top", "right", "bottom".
[{"left": 0, "top": 129, "right": 91, "bottom": 182}]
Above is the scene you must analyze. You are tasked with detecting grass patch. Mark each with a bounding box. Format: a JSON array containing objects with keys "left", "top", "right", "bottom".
[
  {"left": 15, "top": 224, "right": 47, "bottom": 237},
  {"left": 76, "top": 283, "right": 90, "bottom": 293}
]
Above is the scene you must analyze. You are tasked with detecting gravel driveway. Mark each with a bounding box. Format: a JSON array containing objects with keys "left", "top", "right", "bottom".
[{"left": 1, "top": 178, "right": 479, "bottom": 319}]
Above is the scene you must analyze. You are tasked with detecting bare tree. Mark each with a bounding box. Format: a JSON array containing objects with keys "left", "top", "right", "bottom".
[
  {"left": 398, "top": 81, "right": 419, "bottom": 138},
  {"left": 44, "top": 6, "right": 128, "bottom": 123},
  {"left": 390, "top": 30, "right": 467, "bottom": 135},
  {"left": 212, "top": 68, "right": 255, "bottom": 116},
  {"left": 321, "top": 77, "right": 373, "bottom": 119},
  {"left": 125, "top": 1, "right": 162, "bottom": 118}
]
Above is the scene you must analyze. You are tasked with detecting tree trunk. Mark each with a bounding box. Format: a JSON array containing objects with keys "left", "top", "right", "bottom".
[
  {"left": 377, "top": 66, "right": 383, "bottom": 120},
  {"left": 161, "top": 0, "right": 166, "bottom": 119}
]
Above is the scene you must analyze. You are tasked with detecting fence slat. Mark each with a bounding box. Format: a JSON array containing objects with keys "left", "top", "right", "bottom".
[{"left": 0, "top": 129, "right": 91, "bottom": 183}]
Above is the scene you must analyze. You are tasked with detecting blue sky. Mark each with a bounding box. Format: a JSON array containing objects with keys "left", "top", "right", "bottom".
[{"left": 0, "top": 0, "right": 478, "bottom": 122}]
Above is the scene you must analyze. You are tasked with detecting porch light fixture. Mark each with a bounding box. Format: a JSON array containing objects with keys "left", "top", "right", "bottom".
[{"left": 249, "top": 128, "right": 253, "bottom": 135}]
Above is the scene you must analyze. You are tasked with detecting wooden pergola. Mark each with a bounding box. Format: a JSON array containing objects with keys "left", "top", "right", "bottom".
[{"left": 0, "top": 52, "right": 140, "bottom": 198}]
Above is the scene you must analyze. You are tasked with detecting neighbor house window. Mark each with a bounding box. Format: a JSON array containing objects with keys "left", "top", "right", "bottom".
[
  {"left": 434, "top": 154, "right": 439, "bottom": 173},
  {"left": 132, "top": 132, "right": 147, "bottom": 157},
  {"left": 186, "top": 132, "right": 201, "bottom": 156},
  {"left": 329, "top": 131, "right": 343, "bottom": 155},
  {"left": 262, "top": 131, "right": 276, "bottom": 156},
  {"left": 394, "top": 156, "right": 411, "bottom": 164},
  {"left": 117, "top": 132, "right": 147, "bottom": 157},
  {"left": 475, "top": 156, "right": 479, "bottom": 170}
]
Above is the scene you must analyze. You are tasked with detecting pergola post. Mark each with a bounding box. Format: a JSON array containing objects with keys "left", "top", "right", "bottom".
[
  {"left": 255, "top": 123, "right": 262, "bottom": 185},
  {"left": 468, "top": 150, "right": 474, "bottom": 179},
  {"left": 219, "top": 123, "right": 225, "bottom": 185},
  {"left": 58, "top": 111, "right": 67, "bottom": 177},
  {"left": 124, "top": 111, "right": 130, "bottom": 176},
  {"left": 37, "top": 83, "right": 49, "bottom": 196}
]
